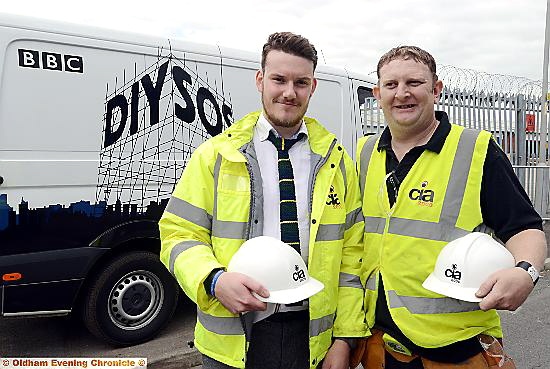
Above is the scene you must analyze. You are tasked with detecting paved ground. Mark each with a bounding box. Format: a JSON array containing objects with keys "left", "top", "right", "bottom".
[{"left": 0, "top": 299, "right": 201, "bottom": 369}]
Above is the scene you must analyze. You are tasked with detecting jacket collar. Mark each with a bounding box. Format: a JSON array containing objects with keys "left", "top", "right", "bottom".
[{"left": 217, "top": 111, "right": 337, "bottom": 161}]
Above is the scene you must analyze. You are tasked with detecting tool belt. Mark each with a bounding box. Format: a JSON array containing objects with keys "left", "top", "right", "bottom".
[{"left": 350, "top": 330, "right": 516, "bottom": 369}]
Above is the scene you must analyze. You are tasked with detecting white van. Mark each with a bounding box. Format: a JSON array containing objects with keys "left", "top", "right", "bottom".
[{"left": 0, "top": 13, "right": 375, "bottom": 346}]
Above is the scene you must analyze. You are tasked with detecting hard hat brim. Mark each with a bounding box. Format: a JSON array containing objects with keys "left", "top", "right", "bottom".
[
  {"left": 253, "top": 276, "right": 324, "bottom": 304},
  {"left": 422, "top": 273, "right": 482, "bottom": 303}
]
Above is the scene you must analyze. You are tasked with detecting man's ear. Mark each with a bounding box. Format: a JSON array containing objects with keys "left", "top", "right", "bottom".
[
  {"left": 433, "top": 80, "right": 443, "bottom": 101},
  {"left": 310, "top": 78, "right": 317, "bottom": 97},
  {"left": 373, "top": 85, "right": 381, "bottom": 100},
  {"left": 255, "top": 69, "right": 264, "bottom": 93}
]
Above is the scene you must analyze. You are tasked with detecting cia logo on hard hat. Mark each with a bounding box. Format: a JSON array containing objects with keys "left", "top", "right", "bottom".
[
  {"left": 292, "top": 265, "right": 306, "bottom": 282},
  {"left": 444, "top": 264, "right": 462, "bottom": 284}
]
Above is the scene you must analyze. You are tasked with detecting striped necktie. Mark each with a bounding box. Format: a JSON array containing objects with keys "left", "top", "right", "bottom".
[{"left": 266, "top": 130, "right": 304, "bottom": 254}]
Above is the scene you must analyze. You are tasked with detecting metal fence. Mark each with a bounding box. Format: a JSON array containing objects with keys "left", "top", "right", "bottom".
[{"left": 361, "top": 88, "right": 550, "bottom": 219}]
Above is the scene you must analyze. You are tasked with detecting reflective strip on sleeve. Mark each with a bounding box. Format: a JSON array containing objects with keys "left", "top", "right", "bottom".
[
  {"left": 339, "top": 272, "right": 363, "bottom": 289},
  {"left": 197, "top": 309, "right": 244, "bottom": 335},
  {"left": 165, "top": 196, "right": 212, "bottom": 230},
  {"left": 169, "top": 240, "right": 206, "bottom": 273},
  {"left": 387, "top": 290, "right": 481, "bottom": 314},
  {"left": 310, "top": 313, "right": 335, "bottom": 337},
  {"left": 345, "top": 207, "right": 364, "bottom": 231},
  {"left": 315, "top": 223, "right": 345, "bottom": 242}
]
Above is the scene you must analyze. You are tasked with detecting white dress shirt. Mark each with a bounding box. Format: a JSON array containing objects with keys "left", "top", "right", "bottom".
[{"left": 253, "top": 113, "right": 311, "bottom": 263}]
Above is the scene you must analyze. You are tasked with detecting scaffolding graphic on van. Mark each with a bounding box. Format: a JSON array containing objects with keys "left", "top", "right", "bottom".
[{"left": 96, "top": 53, "right": 233, "bottom": 213}]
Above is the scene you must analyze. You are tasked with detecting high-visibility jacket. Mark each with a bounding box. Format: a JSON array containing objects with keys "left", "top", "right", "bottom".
[
  {"left": 160, "top": 111, "right": 366, "bottom": 368},
  {"left": 356, "top": 124, "right": 502, "bottom": 349}
]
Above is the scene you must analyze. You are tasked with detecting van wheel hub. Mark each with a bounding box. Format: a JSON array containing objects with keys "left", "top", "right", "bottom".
[{"left": 108, "top": 270, "right": 164, "bottom": 330}]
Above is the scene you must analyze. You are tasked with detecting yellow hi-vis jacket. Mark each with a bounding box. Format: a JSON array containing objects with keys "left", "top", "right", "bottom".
[
  {"left": 357, "top": 124, "right": 502, "bottom": 349},
  {"left": 160, "top": 111, "right": 366, "bottom": 368}
]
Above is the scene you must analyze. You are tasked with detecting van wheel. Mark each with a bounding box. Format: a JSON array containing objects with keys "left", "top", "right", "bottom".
[{"left": 82, "top": 251, "right": 179, "bottom": 346}]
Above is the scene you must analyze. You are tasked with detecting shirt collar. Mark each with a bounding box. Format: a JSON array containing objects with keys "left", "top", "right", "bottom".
[
  {"left": 377, "top": 111, "right": 451, "bottom": 154},
  {"left": 256, "top": 112, "right": 308, "bottom": 141}
]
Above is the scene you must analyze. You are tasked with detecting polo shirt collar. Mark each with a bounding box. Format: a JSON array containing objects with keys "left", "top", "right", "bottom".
[{"left": 377, "top": 111, "right": 451, "bottom": 154}]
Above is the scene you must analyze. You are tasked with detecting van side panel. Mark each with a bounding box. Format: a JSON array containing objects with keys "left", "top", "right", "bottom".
[{"left": 0, "top": 25, "right": 237, "bottom": 315}]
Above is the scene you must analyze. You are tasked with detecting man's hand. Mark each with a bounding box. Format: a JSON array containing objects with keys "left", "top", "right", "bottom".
[
  {"left": 214, "top": 272, "right": 269, "bottom": 314},
  {"left": 476, "top": 267, "right": 534, "bottom": 311},
  {"left": 322, "top": 339, "right": 350, "bottom": 369}
]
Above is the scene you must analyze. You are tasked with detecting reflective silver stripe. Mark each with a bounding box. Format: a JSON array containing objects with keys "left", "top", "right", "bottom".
[
  {"left": 365, "top": 274, "right": 376, "bottom": 291},
  {"left": 388, "top": 218, "right": 468, "bottom": 242},
  {"left": 240, "top": 141, "right": 264, "bottom": 239},
  {"left": 438, "top": 128, "right": 479, "bottom": 226},
  {"left": 387, "top": 290, "right": 480, "bottom": 314},
  {"left": 197, "top": 309, "right": 244, "bottom": 335},
  {"left": 388, "top": 128, "right": 481, "bottom": 242},
  {"left": 169, "top": 240, "right": 205, "bottom": 273},
  {"left": 339, "top": 272, "right": 363, "bottom": 289},
  {"left": 310, "top": 313, "right": 335, "bottom": 337},
  {"left": 212, "top": 154, "right": 222, "bottom": 221},
  {"left": 212, "top": 219, "right": 247, "bottom": 239},
  {"left": 340, "top": 156, "right": 347, "bottom": 192},
  {"left": 165, "top": 196, "right": 212, "bottom": 230},
  {"left": 316, "top": 223, "right": 345, "bottom": 241},
  {"left": 359, "top": 135, "right": 380, "bottom": 196},
  {"left": 345, "top": 207, "right": 364, "bottom": 231},
  {"left": 364, "top": 216, "right": 386, "bottom": 234}
]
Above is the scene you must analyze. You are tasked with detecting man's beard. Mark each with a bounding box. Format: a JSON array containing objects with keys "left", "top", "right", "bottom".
[{"left": 262, "top": 94, "right": 308, "bottom": 128}]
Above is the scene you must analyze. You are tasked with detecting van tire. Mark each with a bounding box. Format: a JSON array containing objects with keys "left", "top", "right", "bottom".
[{"left": 82, "top": 251, "right": 179, "bottom": 346}]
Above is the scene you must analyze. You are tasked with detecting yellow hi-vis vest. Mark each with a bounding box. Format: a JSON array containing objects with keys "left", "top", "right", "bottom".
[
  {"left": 357, "top": 124, "right": 502, "bottom": 349},
  {"left": 160, "top": 111, "right": 366, "bottom": 368}
]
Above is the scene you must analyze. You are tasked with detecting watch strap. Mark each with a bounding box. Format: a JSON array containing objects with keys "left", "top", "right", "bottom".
[{"left": 515, "top": 261, "right": 539, "bottom": 286}]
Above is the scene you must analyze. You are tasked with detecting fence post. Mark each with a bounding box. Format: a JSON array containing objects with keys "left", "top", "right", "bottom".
[
  {"left": 516, "top": 94, "right": 527, "bottom": 185},
  {"left": 534, "top": 165, "right": 550, "bottom": 218}
]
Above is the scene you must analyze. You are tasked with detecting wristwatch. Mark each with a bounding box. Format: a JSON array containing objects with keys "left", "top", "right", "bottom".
[{"left": 515, "top": 261, "right": 539, "bottom": 286}]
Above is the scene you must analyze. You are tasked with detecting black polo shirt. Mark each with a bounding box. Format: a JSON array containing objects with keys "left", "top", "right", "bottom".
[{"left": 374, "top": 111, "right": 543, "bottom": 363}]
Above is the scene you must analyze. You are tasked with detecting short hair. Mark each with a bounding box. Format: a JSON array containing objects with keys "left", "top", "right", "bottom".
[
  {"left": 261, "top": 32, "right": 318, "bottom": 71},
  {"left": 377, "top": 45, "right": 438, "bottom": 83}
]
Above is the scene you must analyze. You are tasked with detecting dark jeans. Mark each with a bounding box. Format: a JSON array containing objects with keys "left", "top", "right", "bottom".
[{"left": 202, "top": 311, "right": 310, "bottom": 369}]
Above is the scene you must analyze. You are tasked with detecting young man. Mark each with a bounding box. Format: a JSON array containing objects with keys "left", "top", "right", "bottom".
[
  {"left": 355, "top": 46, "right": 547, "bottom": 368},
  {"left": 159, "top": 32, "right": 365, "bottom": 369}
]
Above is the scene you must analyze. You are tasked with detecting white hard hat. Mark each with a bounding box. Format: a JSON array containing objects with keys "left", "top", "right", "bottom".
[
  {"left": 422, "top": 232, "right": 515, "bottom": 302},
  {"left": 227, "top": 236, "right": 324, "bottom": 304}
]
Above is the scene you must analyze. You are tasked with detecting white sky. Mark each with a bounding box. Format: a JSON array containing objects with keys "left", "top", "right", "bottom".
[{"left": 1, "top": 0, "right": 546, "bottom": 81}]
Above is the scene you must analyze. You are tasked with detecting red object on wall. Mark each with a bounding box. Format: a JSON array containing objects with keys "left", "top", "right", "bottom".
[{"left": 526, "top": 114, "right": 536, "bottom": 132}]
